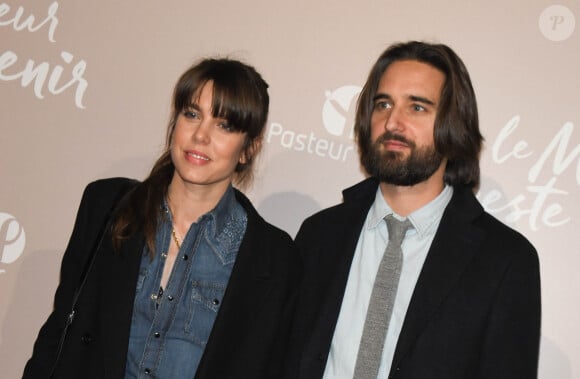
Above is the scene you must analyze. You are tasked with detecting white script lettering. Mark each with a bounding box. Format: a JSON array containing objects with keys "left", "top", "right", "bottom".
[
  {"left": 486, "top": 116, "right": 578, "bottom": 229},
  {"left": 267, "top": 122, "right": 354, "bottom": 162},
  {"left": 0, "top": 1, "right": 59, "bottom": 42},
  {"left": 528, "top": 122, "right": 580, "bottom": 185},
  {"left": 479, "top": 177, "right": 569, "bottom": 231},
  {"left": 0, "top": 50, "right": 88, "bottom": 109},
  {"left": 492, "top": 115, "right": 533, "bottom": 163}
]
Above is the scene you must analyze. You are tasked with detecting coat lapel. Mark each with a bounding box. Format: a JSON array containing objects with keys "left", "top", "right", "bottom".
[
  {"left": 300, "top": 179, "right": 378, "bottom": 367},
  {"left": 391, "top": 188, "right": 486, "bottom": 368},
  {"left": 194, "top": 194, "right": 273, "bottom": 376},
  {"left": 305, "top": 201, "right": 370, "bottom": 352}
]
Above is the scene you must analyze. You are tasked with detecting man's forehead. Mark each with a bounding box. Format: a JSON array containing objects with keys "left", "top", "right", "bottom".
[{"left": 375, "top": 60, "right": 445, "bottom": 99}]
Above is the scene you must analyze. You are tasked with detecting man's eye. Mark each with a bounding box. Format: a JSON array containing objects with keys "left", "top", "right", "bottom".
[
  {"left": 412, "top": 104, "right": 426, "bottom": 112},
  {"left": 374, "top": 101, "right": 391, "bottom": 110}
]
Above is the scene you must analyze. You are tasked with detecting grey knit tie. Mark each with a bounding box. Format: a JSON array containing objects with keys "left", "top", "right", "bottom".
[{"left": 353, "top": 214, "right": 413, "bottom": 379}]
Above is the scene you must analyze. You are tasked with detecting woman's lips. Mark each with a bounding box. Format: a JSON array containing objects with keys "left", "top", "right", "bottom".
[{"left": 185, "top": 150, "right": 210, "bottom": 163}]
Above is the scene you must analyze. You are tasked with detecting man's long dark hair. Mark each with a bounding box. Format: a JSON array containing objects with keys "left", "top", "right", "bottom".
[
  {"left": 111, "top": 58, "right": 269, "bottom": 255},
  {"left": 355, "top": 41, "right": 483, "bottom": 188}
]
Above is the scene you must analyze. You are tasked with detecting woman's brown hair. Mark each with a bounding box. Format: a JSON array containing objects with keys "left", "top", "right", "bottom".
[{"left": 111, "top": 58, "right": 269, "bottom": 254}]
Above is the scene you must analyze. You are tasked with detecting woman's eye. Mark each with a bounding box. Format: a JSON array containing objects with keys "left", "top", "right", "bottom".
[
  {"left": 218, "top": 122, "right": 235, "bottom": 132},
  {"left": 183, "top": 110, "right": 199, "bottom": 119},
  {"left": 412, "top": 104, "right": 426, "bottom": 112}
]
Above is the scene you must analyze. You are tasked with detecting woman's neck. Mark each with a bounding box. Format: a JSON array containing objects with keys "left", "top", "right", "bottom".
[{"left": 167, "top": 174, "right": 231, "bottom": 233}]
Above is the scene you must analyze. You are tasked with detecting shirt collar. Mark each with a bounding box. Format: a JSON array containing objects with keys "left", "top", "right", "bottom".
[
  {"left": 162, "top": 185, "right": 243, "bottom": 236},
  {"left": 367, "top": 184, "right": 453, "bottom": 239},
  {"left": 204, "top": 185, "right": 244, "bottom": 236}
]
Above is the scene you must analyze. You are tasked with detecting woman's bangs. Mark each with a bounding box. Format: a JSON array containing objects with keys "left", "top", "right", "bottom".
[{"left": 211, "top": 83, "right": 251, "bottom": 133}]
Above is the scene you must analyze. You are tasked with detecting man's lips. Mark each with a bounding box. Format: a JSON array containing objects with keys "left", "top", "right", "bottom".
[
  {"left": 382, "top": 139, "right": 409, "bottom": 150},
  {"left": 376, "top": 132, "right": 412, "bottom": 151}
]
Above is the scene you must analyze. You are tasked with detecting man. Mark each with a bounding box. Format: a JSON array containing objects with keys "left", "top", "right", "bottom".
[{"left": 287, "top": 41, "right": 541, "bottom": 379}]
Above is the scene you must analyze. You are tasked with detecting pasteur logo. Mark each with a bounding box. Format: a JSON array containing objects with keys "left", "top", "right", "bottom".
[
  {"left": 539, "top": 5, "right": 576, "bottom": 41},
  {"left": 266, "top": 85, "right": 360, "bottom": 163},
  {"left": 0, "top": 212, "right": 26, "bottom": 274},
  {"left": 322, "top": 85, "right": 361, "bottom": 138}
]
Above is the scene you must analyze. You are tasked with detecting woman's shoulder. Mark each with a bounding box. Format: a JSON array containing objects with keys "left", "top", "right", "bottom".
[
  {"left": 234, "top": 191, "right": 283, "bottom": 227},
  {"left": 233, "top": 189, "right": 293, "bottom": 245},
  {"left": 255, "top": 217, "right": 293, "bottom": 245},
  {"left": 80, "top": 177, "right": 140, "bottom": 210},
  {"left": 85, "top": 177, "right": 139, "bottom": 194}
]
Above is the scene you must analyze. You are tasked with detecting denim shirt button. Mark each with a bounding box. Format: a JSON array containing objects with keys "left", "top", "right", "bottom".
[
  {"left": 144, "top": 368, "right": 151, "bottom": 374},
  {"left": 80, "top": 333, "right": 93, "bottom": 345},
  {"left": 183, "top": 254, "right": 189, "bottom": 260},
  {"left": 212, "top": 299, "right": 220, "bottom": 305},
  {"left": 154, "top": 332, "right": 160, "bottom": 338},
  {"left": 167, "top": 295, "right": 174, "bottom": 301}
]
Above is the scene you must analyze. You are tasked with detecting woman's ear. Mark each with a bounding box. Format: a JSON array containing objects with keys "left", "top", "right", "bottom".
[{"left": 240, "top": 137, "right": 262, "bottom": 165}]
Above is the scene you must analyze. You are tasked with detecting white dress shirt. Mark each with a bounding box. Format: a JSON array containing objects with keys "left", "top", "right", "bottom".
[{"left": 323, "top": 185, "right": 452, "bottom": 379}]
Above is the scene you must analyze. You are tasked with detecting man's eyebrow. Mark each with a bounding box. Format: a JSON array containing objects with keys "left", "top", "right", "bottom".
[
  {"left": 409, "top": 95, "right": 436, "bottom": 106},
  {"left": 372, "top": 93, "right": 436, "bottom": 106},
  {"left": 372, "top": 93, "right": 391, "bottom": 102}
]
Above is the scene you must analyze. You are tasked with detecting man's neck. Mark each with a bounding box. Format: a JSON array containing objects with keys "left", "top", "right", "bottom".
[{"left": 379, "top": 168, "right": 446, "bottom": 217}]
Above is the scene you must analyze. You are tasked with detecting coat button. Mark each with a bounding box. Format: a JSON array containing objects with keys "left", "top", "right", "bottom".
[{"left": 81, "top": 333, "right": 93, "bottom": 345}]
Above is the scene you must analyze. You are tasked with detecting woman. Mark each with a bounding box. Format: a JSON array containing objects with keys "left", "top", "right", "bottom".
[{"left": 23, "top": 58, "right": 299, "bottom": 378}]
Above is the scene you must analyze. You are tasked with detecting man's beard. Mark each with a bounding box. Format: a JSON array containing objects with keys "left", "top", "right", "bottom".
[{"left": 362, "top": 131, "right": 444, "bottom": 186}]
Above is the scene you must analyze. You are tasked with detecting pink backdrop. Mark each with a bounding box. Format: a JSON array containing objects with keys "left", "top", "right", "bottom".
[{"left": 1, "top": 1, "right": 578, "bottom": 377}]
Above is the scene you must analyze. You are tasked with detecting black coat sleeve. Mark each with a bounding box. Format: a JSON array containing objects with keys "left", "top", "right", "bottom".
[{"left": 22, "top": 178, "right": 137, "bottom": 378}]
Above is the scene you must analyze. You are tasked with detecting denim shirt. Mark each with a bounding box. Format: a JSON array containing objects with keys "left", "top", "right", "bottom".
[{"left": 124, "top": 186, "right": 247, "bottom": 379}]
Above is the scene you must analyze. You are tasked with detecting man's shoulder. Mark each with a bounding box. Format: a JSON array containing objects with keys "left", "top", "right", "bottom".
[
  {"left": 476, "top": 210, "right": 536, "bottom": 254},
  {"left": 449, "top": 187, "right": 537, "bottom": 259},
  {"left": 449, "top": 186, "right": 535, "bottom": 246},
  {"left": 342, "top": 177, "right": 379, "bottom": 202},
  {"left": 296, "top": 178, "right": 377, "bottom": 240}
]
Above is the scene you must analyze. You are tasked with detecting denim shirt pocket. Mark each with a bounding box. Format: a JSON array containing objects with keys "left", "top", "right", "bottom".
[{"left": 184, "top": 280, "right": 227, "bottom": 346}]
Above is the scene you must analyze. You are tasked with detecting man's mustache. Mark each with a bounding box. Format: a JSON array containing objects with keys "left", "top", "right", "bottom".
[{"left": 375, "top": 131, "right": 414, "bottom": 148}]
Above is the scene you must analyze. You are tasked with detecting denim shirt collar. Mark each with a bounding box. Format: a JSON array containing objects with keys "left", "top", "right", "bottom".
[
  {"left": 203, "top": 185, "right": 244, "bottom": 239},
  {"left": 160, "top": 185, "right": 247, "bottom": 264}
]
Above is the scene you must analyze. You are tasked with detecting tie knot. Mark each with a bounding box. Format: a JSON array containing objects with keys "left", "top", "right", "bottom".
[{"left": 384, "top": 214, "right": 413, "bottom": 245}]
